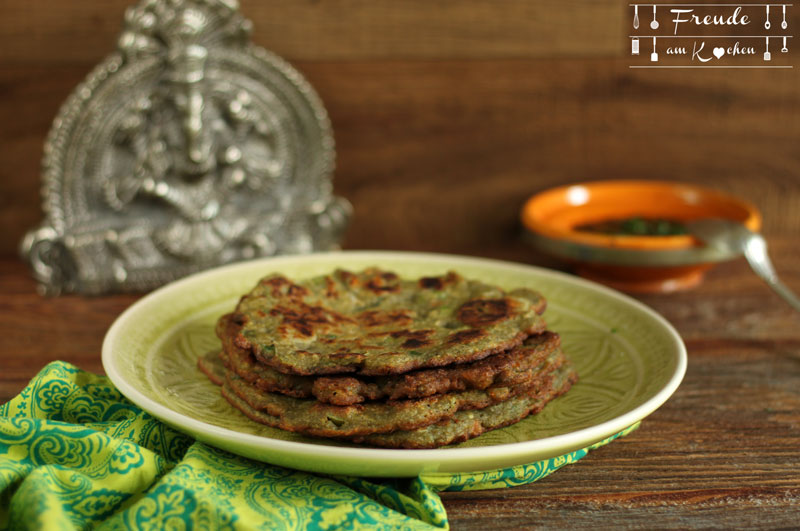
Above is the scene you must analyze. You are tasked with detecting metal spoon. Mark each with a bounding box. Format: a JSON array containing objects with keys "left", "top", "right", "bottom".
[{"left": 686, "top": 219, "right": 800, "bottom": 312}]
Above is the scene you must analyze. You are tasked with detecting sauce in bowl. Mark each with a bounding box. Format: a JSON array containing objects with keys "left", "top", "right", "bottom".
[{"left": 576, "top": 217, "right": 688, "bottom": 237}]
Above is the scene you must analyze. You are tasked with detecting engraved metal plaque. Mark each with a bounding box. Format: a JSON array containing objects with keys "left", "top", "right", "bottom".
[{"left": 21, "top": 0, "right": 350, "bottom": 295}]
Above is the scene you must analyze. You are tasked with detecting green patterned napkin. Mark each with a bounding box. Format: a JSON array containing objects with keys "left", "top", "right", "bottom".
[{"left": 0, "top": 362, "right": 638, "bottom": 530}]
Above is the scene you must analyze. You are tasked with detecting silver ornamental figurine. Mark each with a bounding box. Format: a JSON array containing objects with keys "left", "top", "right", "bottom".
[{"left": 20, "top": 0, "right": 351, "bottom": 295}]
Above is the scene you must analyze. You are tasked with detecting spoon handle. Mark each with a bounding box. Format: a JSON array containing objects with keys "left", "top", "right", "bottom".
[{"left": 742, "top": 234, "right": 800, "bottom": 312}]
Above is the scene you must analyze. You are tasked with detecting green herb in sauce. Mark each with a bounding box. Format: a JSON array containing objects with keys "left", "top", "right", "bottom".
[{"left": 576, "top": 217, "right": 688, "bottom": 236}]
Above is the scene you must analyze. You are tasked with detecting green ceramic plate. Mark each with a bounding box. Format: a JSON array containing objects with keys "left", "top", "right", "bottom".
[{"left": 102, "top": 251, "right": 686, "bottom": 477}]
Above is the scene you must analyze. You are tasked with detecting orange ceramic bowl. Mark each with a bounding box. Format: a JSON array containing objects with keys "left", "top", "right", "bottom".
[{"left": 521, "top": 180, "right": 761, "bottom": 293}]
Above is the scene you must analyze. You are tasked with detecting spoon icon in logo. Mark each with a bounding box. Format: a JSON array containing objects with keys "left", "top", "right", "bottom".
[{"left": 650, "top": 5, "right": 659, "bottom": 29}]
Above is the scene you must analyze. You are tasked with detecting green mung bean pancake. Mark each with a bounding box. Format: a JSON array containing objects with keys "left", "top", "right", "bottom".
[
  {"left": 357, "top": 364, "right": 577, "bottom": 449},
  {"left": 211, "top": 361, "right": 577, "bottom": 449},
  {"left": 215, "top": 351, "right": 563, "bottom": 438},
  {"left": 214, "top": 312, "right": 562, "bottom": 405},
  {"left": 228, "top": 268, "right": 547, "bottom": 376},
  {"left": 199, "top": 338, "right": 565, "bottom": 416}
]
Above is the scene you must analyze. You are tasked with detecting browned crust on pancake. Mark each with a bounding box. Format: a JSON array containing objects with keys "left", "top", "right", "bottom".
[
  {"left": 222, "top": 365, "right": 557, "bottom": 438},
  {"left": 357, "top": 366, "right": 578, "bottom": 449},
  {"left": 217, "top": 363, "right": 578, "bottom": 448},
  {"left": 457, "top": 298, "right": 514, "bottom": 328},
  {"left": 200, "top": 348, "right": 565, "bottom": 438},
  {"left": 313, "top": 332, "right": 562, "bottom": 405}
]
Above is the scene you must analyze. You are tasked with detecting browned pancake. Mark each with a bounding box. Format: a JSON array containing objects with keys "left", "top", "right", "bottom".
[
  {"left": 199, "top": 350, "right": 565, "bottom": 438},
  {"left": 358, "top": 365, "right": 577, "bottom": 449},
  {"left": 217, "top": 362, "right": 577, "bottom": 449},
  {"left": 196, "top": 267, "right": 580, "bottom": 449},
  {"left": 228, "top": 269, "right": 547, "bottom": 376},
  {"left": 216, "top": 312, "right": 562, "bottom": 405}
]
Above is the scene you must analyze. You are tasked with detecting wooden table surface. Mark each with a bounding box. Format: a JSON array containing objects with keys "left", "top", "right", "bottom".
[{"left": 2, "top": 236, "right": 799, "bottom": 529}]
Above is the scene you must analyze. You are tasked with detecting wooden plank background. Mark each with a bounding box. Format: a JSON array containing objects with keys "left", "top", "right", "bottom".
[{"left": 1, "top": 0, "right": 798, "bottom": 260}]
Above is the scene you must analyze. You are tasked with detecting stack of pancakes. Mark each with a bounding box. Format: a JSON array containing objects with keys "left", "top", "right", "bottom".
[{"left": 198, "top": 268, "right": 577, "bottom": 448}]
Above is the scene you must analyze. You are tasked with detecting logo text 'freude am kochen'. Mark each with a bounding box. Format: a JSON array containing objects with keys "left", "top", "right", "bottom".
[{"left": 630, "top": 3, "right": 793, "bottom": 68}]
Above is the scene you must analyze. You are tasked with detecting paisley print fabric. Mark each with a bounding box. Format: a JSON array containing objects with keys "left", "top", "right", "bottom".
[
  {"left": 1, "top": 362, "right": 636, "bottom": 530},
  {"left": 420, "top": 423, "right": 640, "bottom": 492}
]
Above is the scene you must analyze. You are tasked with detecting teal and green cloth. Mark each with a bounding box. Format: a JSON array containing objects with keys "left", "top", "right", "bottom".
[{"left": 0, "top": 362, "right": 638, "bottom": 530}]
